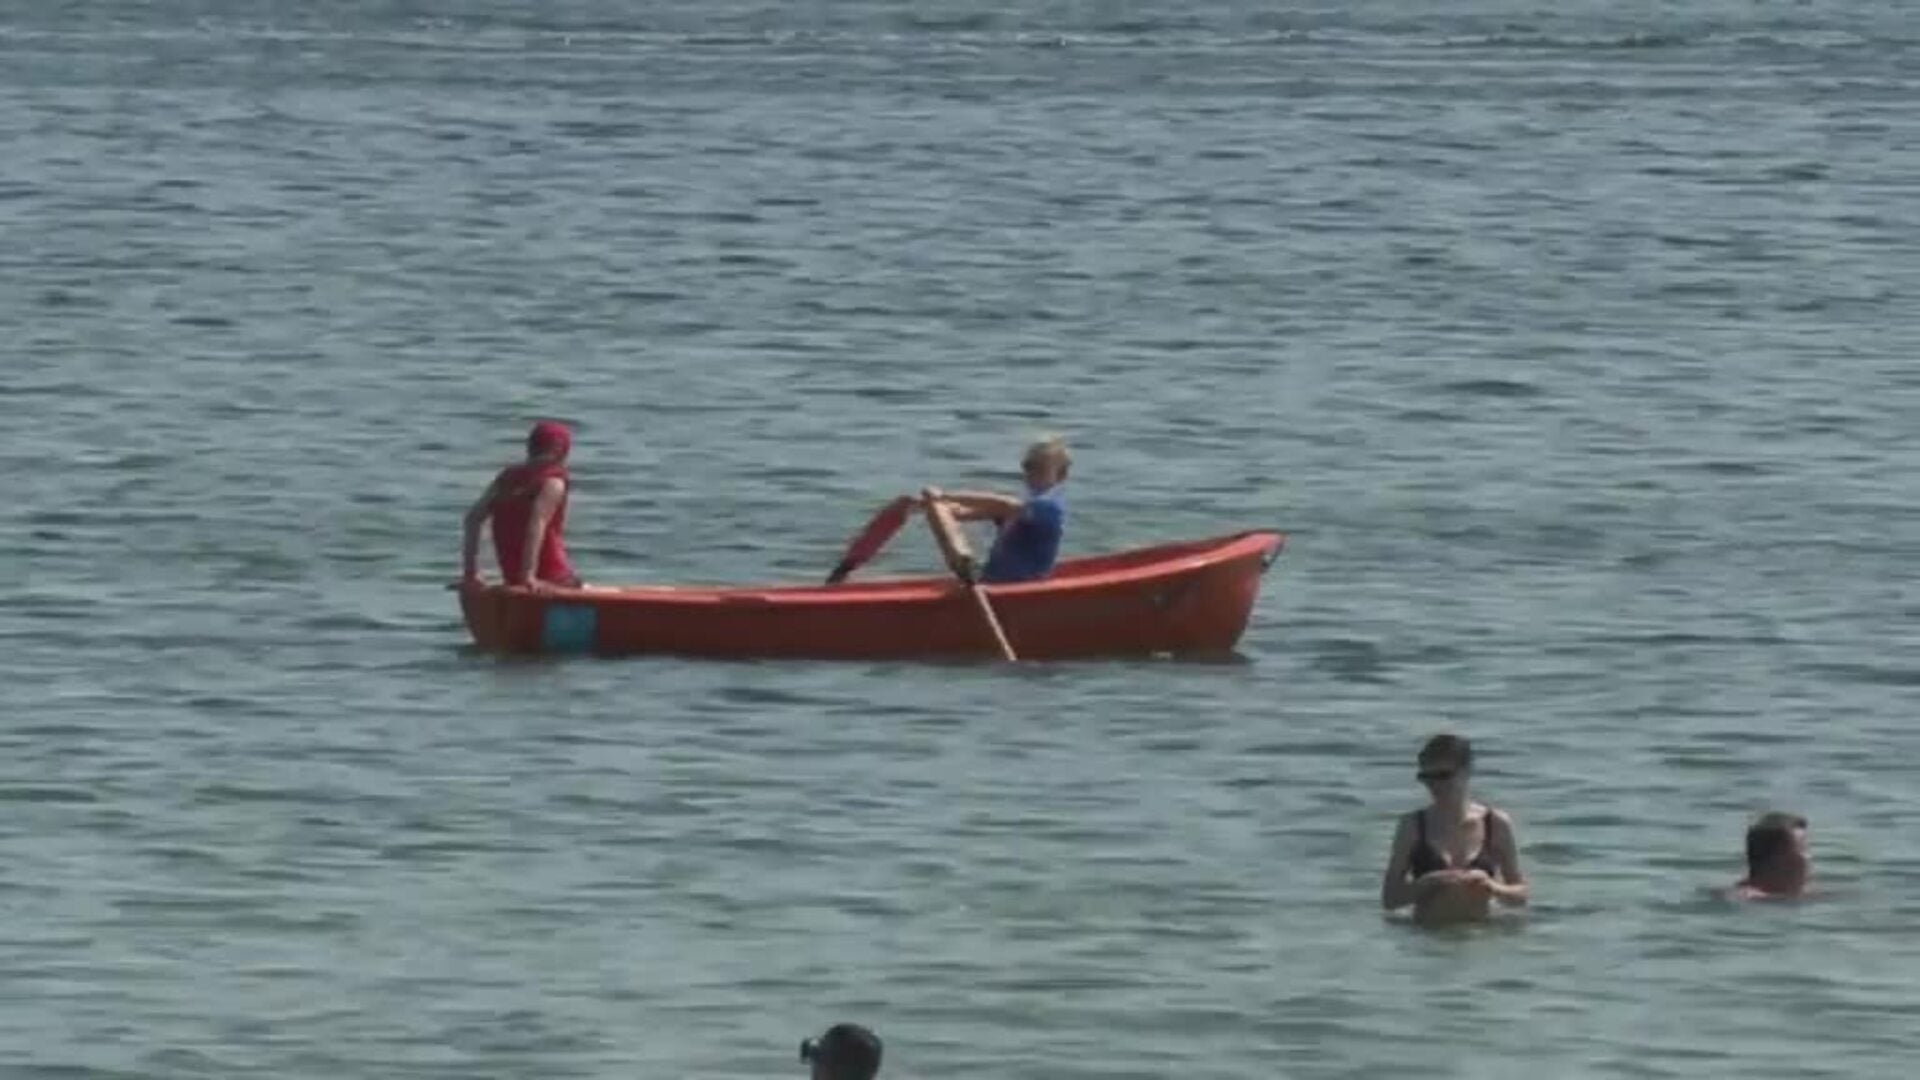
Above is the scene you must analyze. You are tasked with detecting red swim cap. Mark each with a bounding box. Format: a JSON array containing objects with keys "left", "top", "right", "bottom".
[{"left": 526, "top": 420, "right": 572, "bottom": 462}]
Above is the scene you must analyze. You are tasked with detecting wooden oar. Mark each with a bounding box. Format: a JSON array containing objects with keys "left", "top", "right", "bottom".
[
  {"left": 921, "top": 489, "right": 1017, "bottom": 662},
  {"left": 825, "top": 495, "right": 915, "bottom": 585}
]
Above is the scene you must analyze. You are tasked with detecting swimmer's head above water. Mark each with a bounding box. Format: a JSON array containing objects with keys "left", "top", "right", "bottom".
[
  {"left": 1415, "top": 732, "right": 1474, "bottom": 801},
  {"left": 1737, "top": 811, "right": 1811, "bottom": 899},
  {"left": 800, "top": 1023, "right": 883, "bottom": 1080}
]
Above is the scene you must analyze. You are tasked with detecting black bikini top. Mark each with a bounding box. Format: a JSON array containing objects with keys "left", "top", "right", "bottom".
[{"left": 1408, "top": 806, "right": 1500, "bottom": 879}]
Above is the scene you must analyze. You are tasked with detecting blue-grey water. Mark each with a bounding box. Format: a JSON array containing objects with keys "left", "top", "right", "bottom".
[{"left": 4, "top": 1, "right": 1918, "bottom": 1076}]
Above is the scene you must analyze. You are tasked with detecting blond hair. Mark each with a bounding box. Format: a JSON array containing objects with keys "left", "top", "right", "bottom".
[{"left": 1024, "top": 435, "right": 1071, "bottom": 471}]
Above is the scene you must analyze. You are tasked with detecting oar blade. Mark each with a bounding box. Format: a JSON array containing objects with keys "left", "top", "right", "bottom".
[{"left": 826, "top": 496, "right": 913, "bottom": 584}]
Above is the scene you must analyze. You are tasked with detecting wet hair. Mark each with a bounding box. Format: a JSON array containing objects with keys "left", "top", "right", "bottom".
[
  {"left": 1417, "top": 733, "right": 1473, "bottom": 771},
  {"left": 1745, "top": 812, "right": 1808, "bottom": 875},
  {"left": 801, "top": 1023, "right": 882, "bottom": 1080}
]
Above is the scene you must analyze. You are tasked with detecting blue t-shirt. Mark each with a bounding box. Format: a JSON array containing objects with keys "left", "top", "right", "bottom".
[{"left": 981, "top": 487, "right": 1066, "bottom": 584}]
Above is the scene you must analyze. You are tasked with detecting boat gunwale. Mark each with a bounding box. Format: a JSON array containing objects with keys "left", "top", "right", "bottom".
[{"left": 466, "top": 530, "right": 1285, "bottom": 610}]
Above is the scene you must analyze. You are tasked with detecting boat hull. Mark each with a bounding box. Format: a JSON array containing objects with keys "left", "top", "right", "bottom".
[{"left": 457, "top": 531, "right": 1284, "bottom": 660}]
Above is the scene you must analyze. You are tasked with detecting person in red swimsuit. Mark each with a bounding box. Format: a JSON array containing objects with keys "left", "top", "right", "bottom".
[
  {"left": 1380, "top": 733, "right": 1530, "bottom": 927},
  {"left": 460, "top": 420, "right": 581, "bottom": 590}
]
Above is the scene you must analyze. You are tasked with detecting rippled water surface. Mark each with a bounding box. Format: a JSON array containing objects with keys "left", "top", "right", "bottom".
[{"left": 4, "top": 1, "right": 1918, "bottom": 1077}]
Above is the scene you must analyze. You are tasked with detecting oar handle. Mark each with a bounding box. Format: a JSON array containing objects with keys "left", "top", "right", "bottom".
[
  {"left": 922, "top": 489, "right": 1016, "bottom": 662},
  {"left": 921, "top": 489, "right": 978, "bottom": 580}
]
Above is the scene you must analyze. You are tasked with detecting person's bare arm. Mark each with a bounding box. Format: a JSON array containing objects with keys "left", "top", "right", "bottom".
[
  {"left": 513, "top": 477, "right": 566, "bottom": 587},
  {"left": 922, "top": 490, "right": 1023, "bottom": 523},
  {"left": 1488, "top": 809, "right": 1529, "bottom": 905},
  {"left": 460, "top": 477, "right": 503, "bottom": 581},
  {"left": 1381, "top": 814, "right": 1422, "bottom": 910}
]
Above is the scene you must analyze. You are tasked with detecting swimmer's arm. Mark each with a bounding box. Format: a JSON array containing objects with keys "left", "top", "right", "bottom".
[
  {"left": 461, "top": 476, "right": 504, "bottom": 580},
  {"left": 1381, "top": 815, "right": 1425, "bottom": 910},
  {"left": 1489, "top": 810, "right": 1530, "bottom": 905}
]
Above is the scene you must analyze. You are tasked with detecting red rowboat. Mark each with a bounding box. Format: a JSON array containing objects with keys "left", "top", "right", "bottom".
[{"left": 456, "top": 530, "right": 1285, "bottom": 660}]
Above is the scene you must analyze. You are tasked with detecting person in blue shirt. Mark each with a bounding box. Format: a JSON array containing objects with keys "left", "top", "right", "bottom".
[{"left": 921, "top": 436, "right": 1070, "bottom": 584}]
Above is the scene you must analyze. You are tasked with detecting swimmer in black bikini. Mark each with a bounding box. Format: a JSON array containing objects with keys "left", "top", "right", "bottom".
[{"left": 1380, "top": 733, "right": 1529, "bottom": 926}]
